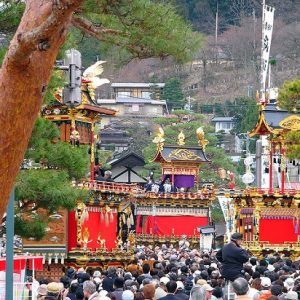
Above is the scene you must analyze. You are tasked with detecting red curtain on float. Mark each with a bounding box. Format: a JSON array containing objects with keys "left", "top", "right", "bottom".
[
  {"left": 136, "top": 215, "right": 208, "bottom": 236},
  {"left": 81, "top": 211, "right": 117, "bottom": 251},
  {"left": 68, "top": 211, "right": 117, "bottom": 251},
  {"left": 68, "top": 211, "right": 77, "bottom": 251},
  {"left": 260, "top": 219, "right": 298, "bottom": 243}
]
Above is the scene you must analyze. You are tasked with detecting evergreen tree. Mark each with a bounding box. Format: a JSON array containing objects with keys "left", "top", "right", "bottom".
[
  {"left": 163, "top": 78, "right": 185, "bottom": 110},
  {"left": 14, "top": 118, "right": 89, "bottom": 239},
  {"left": 0, "top": 0, "right": 202, "bottom": 217},
  {"left": 277, "top": 79, "right": 300, "bottom": 112}
]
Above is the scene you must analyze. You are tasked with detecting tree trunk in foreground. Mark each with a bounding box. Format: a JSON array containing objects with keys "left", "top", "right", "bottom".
[{"left": 0, "top": 0, "right": 83, "bottom": 218}]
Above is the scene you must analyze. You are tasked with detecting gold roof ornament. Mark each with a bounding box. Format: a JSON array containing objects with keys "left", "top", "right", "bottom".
[
  {"left": 153, "top": 127, "right": 165, "bottom": 150},
  {"left": 196, "top": 127, "right": 208, "bottom": 149},
  {"left": 177, "top": 130, "right": 186, "bottom": 146}
]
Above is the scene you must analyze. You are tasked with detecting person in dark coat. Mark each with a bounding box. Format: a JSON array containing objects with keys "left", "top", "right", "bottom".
[
  {"left": 216, "top": 232, "right": 249, "bottom": 281},
  {"left": 102, "top": 267, "right": 117, "bottom": 292},
  {"left": 158, "top": 281, "right": 180, "bottom": 300}
]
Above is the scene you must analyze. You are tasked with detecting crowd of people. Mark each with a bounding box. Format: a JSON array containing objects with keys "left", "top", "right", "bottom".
[{"left": 32, "top": 234, "right": 300, "bottom": 300}]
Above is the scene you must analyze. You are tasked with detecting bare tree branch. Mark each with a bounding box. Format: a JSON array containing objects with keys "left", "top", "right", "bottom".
[{"left": 8, "top": 0, "right": 84, "bottom": 66}]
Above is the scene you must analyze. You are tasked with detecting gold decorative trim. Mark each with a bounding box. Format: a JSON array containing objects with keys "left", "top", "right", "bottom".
[
  {"left": 169, "top": 149, "right": 201, "bottom": 161},
  {"left": 279, "top": 115, "right": 300, "bottom": 131}
]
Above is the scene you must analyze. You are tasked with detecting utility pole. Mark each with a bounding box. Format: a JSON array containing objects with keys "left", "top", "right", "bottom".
[{"left": 215, "top": 0, "right": 219, "bottom": 63}]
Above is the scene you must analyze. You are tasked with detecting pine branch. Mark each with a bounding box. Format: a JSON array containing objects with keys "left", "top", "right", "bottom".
[{"left": 71, "top": 15, "right": 129, "bottom": 39}]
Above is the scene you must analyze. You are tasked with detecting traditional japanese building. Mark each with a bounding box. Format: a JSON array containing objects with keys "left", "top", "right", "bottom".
[{"left": 229, "top": 103, "right": 300, "bottom": 258}]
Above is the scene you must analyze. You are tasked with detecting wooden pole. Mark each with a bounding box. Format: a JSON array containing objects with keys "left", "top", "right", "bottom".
[{"left": 269, "top": 142, "right": 273, "bottom": 194}]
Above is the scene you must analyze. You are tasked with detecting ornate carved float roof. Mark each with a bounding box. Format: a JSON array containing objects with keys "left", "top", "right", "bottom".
[
  {"left": 250, "top": 104, "right": 300, "bottom": 137},
  {"left": 153, "top": 145, "right": 210, "bottom": 164}
]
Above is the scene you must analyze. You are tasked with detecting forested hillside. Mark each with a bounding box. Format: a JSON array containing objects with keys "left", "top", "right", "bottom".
[{"left": 97, "top": 0, "right": 300, "bottom": 107}]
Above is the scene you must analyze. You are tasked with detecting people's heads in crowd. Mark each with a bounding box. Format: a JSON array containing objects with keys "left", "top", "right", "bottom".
[
  {"left": 232, "top": 277, "right": 249, "bottom": 296},
  {"left": 143, "top": 283, "right": 156, "bottom": 299},
  {"left": 166, "top": 280, "right": 177, "bottom": 294},
  {"left": 114, "top": 277, "right": 125, "bottom": 289},
  {"left": 83, "top": 280, "right": 97, "bottom": 298},
  {"left": 122, "top": 290, "right": 135, "bottom": 300},
  {"left": 260, "top": 277, "right": 272, "bottom": 290}
]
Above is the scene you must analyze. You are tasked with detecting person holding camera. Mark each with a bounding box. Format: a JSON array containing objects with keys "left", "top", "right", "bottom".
[{"left": 216, "top": 233, "right": 249, "bottom": 282}]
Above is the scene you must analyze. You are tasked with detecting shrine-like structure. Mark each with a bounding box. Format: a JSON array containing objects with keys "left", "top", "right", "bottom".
[
  {"left": 135, "top": 128, "right": 215, "bottom": 246},
  {"left": 230, "top": 103, "right": 300, "bottom": 258}
]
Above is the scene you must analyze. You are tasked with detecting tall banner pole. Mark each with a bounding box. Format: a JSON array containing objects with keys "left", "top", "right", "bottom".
[{"left": 260, "top": 1, "right": 275, "bottom": 104}]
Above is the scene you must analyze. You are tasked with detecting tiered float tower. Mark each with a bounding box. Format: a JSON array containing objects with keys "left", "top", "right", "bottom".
[{"left": 230, "top": 103, "right": 300, "bottom": 258}]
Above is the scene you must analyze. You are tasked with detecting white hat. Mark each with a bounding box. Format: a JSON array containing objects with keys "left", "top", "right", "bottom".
[
  {"left": 160, "top": 277, "right": 170, "bottom": 285},
  {"left": 99, "top": 290, "right": 108, "bottom": 297},
  {"left": 210, "top": 263, "right": 218, "bottom": 269},
  {"left": 93, "top": 270, "right": 101, "bottom": 278},
  {"left": 285, "top": 291, "right": 298, "bottom": 300},
  {"left": 268, "top": 265, "right": 275, "bottom": 272},
  {"left": 193, "top": 270, "right": 201, "bottom": 278},
  {"left": 261, "top": 277, "right": 271, "bottom": 288},
  {"left": 176, "top": 281, "right": 184, "bottom": 290},
  {"left": 122, "top": 290, "right": 134, "bottom": 300},
  {"left": 284, "top": 277, "right": 295, "bottom": 289}
]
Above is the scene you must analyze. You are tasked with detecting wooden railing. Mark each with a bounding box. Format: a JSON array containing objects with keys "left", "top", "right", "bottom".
[{"left": 80, "top": 180, "right": 215, "bottom": 199}]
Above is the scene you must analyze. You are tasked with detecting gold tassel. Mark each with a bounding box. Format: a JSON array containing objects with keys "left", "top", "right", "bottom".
[
  {"left": 81, "top": 208, "right": 89, "bottom": 224},
  {"left": 100, "top": 208, "right": 104, "bottom": 223},
  {"left": 122, "top": 213, "right": 126, "bottom": 224},
  {"left": 127, "top": 217, "right": 131, "bottom": 228},
  {"left": 130, "top": 213, "right": 134, "bottom": 226},
  {"left": 105, "top": 212, "right": 109, "bottom": 226},
  {"left": 110, "top": 210, "right": 114, "bottom": 222}
]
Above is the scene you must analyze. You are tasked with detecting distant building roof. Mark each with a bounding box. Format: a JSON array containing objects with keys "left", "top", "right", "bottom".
[
  {"left": 211, "top": 117, "right": 234, "bottom": 122},
  {"left": 108, "top": 150, "right": 145, "bottom": 168},
  {"left": 111, "top": 83, "right": 165, "bottom": 88}
]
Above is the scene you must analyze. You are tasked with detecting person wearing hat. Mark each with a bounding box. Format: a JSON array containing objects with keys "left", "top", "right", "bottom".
[
  {"left": 284, "top": 277, "right": 295, "bottom": 291},
  {"left": 202, "top": 284, "right": 217, "bottom": 300},
  {"left": 37, "top": 284, "right": 47, "bottom": 300},
  {"left": 154, "top": 277, "right": 169, "bottom": 300},
  {"left": 253, "top": 277, "right": 271, "bottom": 300},
  {"left": 45, "top": 282, "right": 64, "bottom": 300},
  {"left": 175, "top": 281, "right": 188, "bottom": 300},
  {"left": 216, "top": 232, "right": 249, "bottom": 282},
  {"left": 157, "top": 281, "right": 180, "bottom": 300},
  {"left": 285, "top": 291, "right": 298, "bottom": 300}
]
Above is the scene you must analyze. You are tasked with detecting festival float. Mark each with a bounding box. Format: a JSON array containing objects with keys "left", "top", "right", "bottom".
[
  {"left": 135, "top": 127, "right": 215, "bottom": 248},
  {"left": 228, "top": 102, "right": 300, "bottom": 259}
]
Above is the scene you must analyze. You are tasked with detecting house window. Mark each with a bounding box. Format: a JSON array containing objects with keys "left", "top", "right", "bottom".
[
  {"left": 132, "top": 104, "right": 140, "bottom": 112},
  {"left": 117, "top": 91, "right": 130, "bottom": 98}
]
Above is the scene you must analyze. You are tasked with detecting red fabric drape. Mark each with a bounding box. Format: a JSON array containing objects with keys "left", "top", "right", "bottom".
[
  {"left": 28, "top": 257, "right": 43, "bottom": 271},
  {"left": 260, "top": 219, "right": 298, "bottom": 243},
  {"left": 136, "top": 215, "right": 208, "bottom": 236},
  {"left": 68, "top": 211, "right": 77, "bottom": 251},
  {"left": 0, "top": 257, "right": 41, "bottom": 272},
  {"left": 81, "top": 212, "right": 117, "bottom": 250}
]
